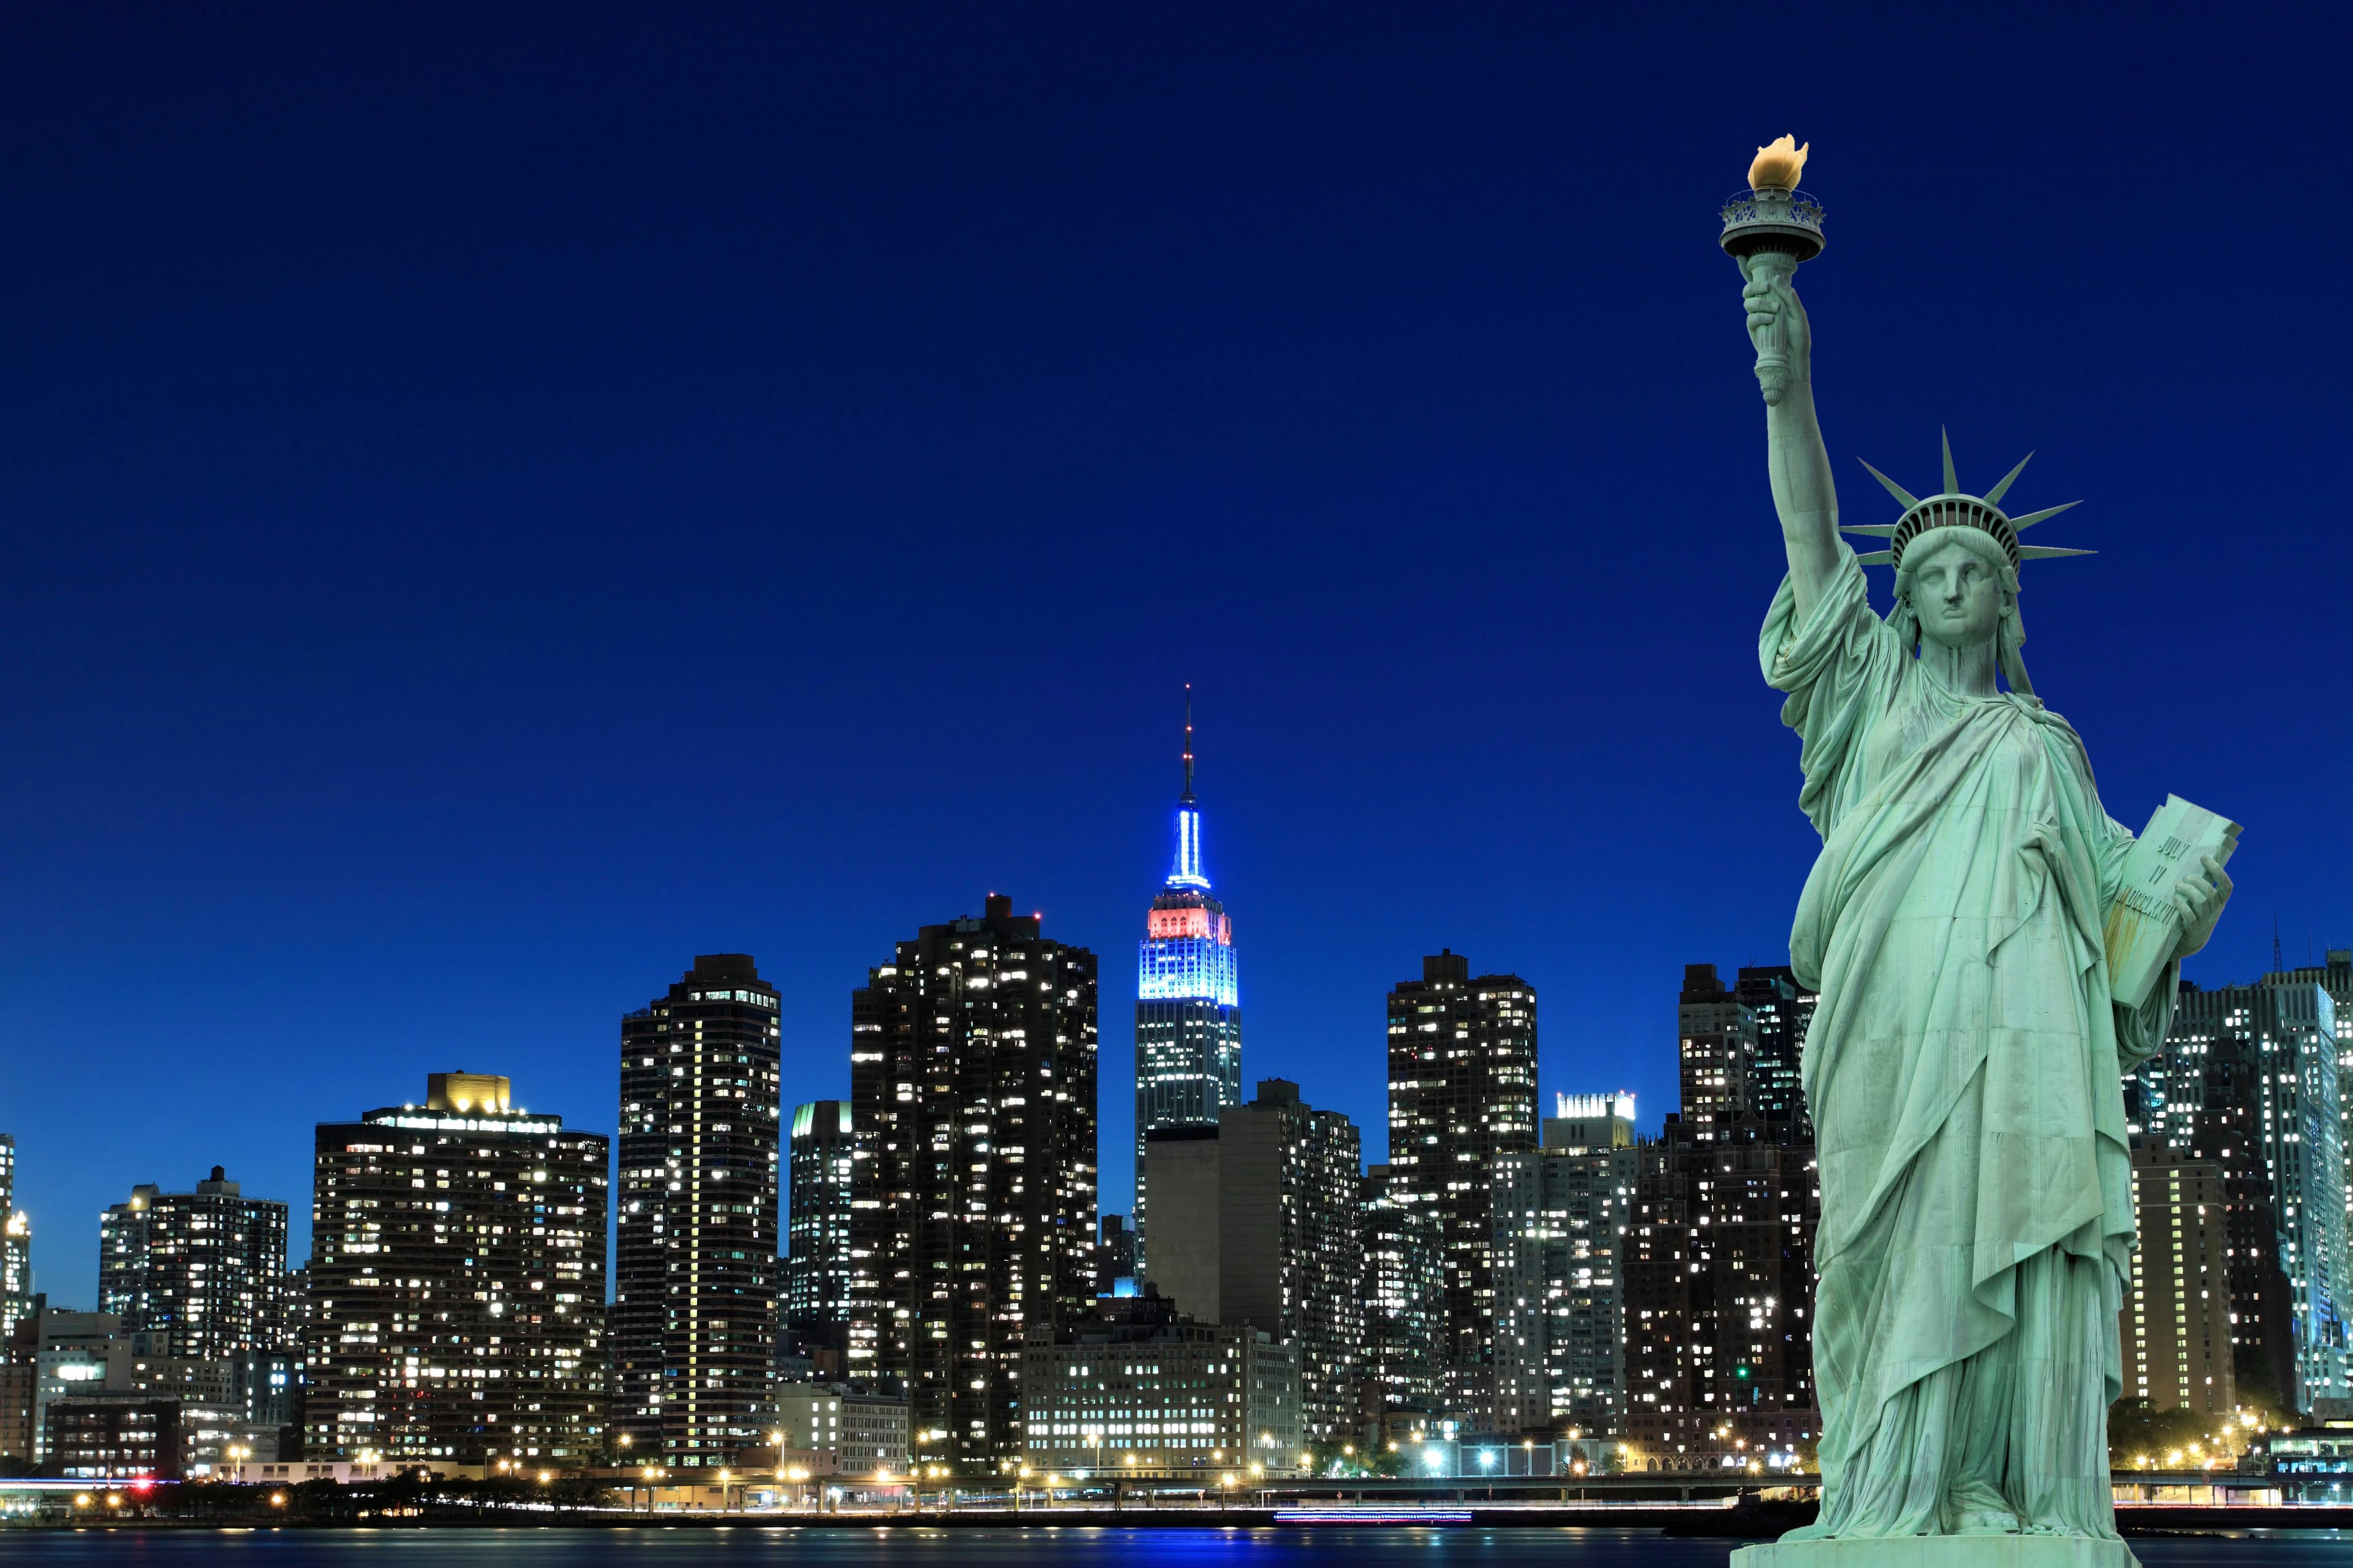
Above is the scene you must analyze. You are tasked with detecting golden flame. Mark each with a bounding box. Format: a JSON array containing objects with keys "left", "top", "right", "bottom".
[{"left": 1747, "top": 135, "right": 1808, "bottom": 192}]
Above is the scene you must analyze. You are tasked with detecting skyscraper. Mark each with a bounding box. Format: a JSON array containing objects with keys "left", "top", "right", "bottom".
[
  {"left": 1358, "top": 1164, "right": 1443, "bottom": 1422},
  {"left": 848, "top": 893, "right": 1099, "bottom": 1470},
  {"left": 785, "top": 1100, "right": 856, "bottom": 1359},
  {"left": 1625, "top": 967, "right": 1820, "bottom": 1468},
  {"left": 1677, "top": 964, "right": 1757, "bottom": 1144},
  {"left": 1384, "top": 950, "right": 1538, "bottom": 1415},
  {"left": 1133, "top": 694, "right": 1242, "bottom": 1267},
  {"left": 0, "top": 1135, "right": 29, "bottom": 1342},
  {"left": 1139, "top": 1080, "right": 1363, "bottom": 1441},
  {"left": 99, "top": 1167, "right": 289, "bottom": 1361},
  {"left": 614, "top": 955, "right": 784, "bottom": 1467},
  {"left": 306, "top": 1072, "right": 609, "bottom": 1464},
  {"left": 1623, "top": 1125, "right": 1820, "bottom": 1467},
  {"left": 2119, "top": 1141, "right": 2235, "bottom": 1418},
  {"left": 1735, "top": 965, "right": 1816, "bottom": 1136},
  {"left": 1492, "top": 1094, "right": 1638, "bottom": 1437},
  {"left": 2134, "top": 976, "right": 2349, "bottom": 1412}
]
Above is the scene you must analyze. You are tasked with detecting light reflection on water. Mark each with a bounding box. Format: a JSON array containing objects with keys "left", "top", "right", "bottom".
[{"left": 0, "top": 1526, "right": 2346, "bottom": 1565}]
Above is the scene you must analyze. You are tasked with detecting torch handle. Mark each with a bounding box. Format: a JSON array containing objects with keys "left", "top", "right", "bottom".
[{"left": 1741, "top": 250, "right": 1802, "bottom": 407}]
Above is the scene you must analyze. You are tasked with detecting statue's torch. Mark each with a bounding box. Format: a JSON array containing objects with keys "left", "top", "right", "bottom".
[{"left": 1720, "top": 136, "right": 1825, "bottom": 406}]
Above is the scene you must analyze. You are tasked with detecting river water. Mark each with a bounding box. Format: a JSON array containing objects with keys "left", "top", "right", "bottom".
[{"left": 4, "top": 1526, "right": 2349, "bottom": 1565}]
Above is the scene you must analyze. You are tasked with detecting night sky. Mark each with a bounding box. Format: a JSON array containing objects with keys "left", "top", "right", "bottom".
[{"left": 1, "top": 5, "right": 2344, "bottom": 1309}]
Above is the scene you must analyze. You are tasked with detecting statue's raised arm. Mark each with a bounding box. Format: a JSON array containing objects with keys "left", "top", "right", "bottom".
[{"left": 1741, "top": 259, "right": 1842, "bottom": 623}]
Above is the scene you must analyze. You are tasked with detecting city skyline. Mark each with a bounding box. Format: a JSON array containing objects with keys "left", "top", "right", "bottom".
[{"left": 0, "top": 7, "right": 2346, "bottom": 1314}]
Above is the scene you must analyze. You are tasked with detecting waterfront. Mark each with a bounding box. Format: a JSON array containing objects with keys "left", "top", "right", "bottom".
[{"left": 3, "top": 1529, "right": 2351, "bottom": 1565}]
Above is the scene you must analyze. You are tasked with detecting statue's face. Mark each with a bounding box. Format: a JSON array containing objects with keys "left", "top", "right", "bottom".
[{"left": 1906, "top": 538, "right": 2006, "bottom": 651}]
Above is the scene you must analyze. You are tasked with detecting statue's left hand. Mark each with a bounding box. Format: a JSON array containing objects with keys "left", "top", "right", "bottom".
[{"left": 2170, "top": 854, "right": 2233, "bottom": 962}]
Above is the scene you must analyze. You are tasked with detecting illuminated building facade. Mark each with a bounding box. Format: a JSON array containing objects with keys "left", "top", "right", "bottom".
[
  {"left": 2134, "top": 977, "right": 2349, "bottom": 1412},
  {"left": 785, "top": 1100, "right": 857, "bottom": 1354},
  {"left": 1735, "top": 965, "right": 1816, "bottom": 1137},
  {"left": 306, "top": 1072, "right": 609, "bottom": 1464},
  {"left": 1019, "top": 1303, "right": 1302, "bottom": 1481},
  {"left": 1384, "top": 951, "right": 1537, "bottom": 1415},
  {"left": 99, "top": 1166, "right": 290, "bottom": 1362},
  {"left": 1133, "top": 701, "right": 1242, "bottom": 1266},
  {"left": 1622, "top": 1119, "right": 1820, "bottom": 1469},
  {"left": 1677, "top": 965, "right": 1757, "bottom": 1144},
  {"left": 614, "top": 956, "right": 784, "bottom": 1466},
  {"left": 1492, "top": 1094, "right": 1638, "bottom": 1437},
  {"left": 847, "top": 894, "right": 1100, "bottom": 1470},
  {"left": 2119, "top": 1141, "right": 2235, "bottom": 1417},
  {"left": 0, "top": 1135, "right": 29, "bottom": 1342},
  {"left": 1358, "top": 1163, "right": 1443, "bottom": 1420}
]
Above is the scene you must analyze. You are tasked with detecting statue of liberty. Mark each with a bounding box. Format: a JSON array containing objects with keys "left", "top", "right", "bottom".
[{"left": 1738, "top": 255, "right": 2233, "bottom": 1547}]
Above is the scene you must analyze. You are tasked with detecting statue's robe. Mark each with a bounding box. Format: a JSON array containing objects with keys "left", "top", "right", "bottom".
[{"left": 1761, "top": 547, "right": 2175, "bottom": 1538}]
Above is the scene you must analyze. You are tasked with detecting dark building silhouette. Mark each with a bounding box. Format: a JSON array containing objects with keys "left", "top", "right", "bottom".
[
  {"left": 847, "top": 894, "right": 1099, "bottom": 1470},
  {"left": 306, "top": 1072, "right": 608, "bottom": 1464},
  {"left": 1097, "top": 1214, "right": 1135, "bottom": 1294},
  {"left": 1384, "top": 950, "right": 1537, "bottom": 1415},
  {"left": 613, "top": 956, "right": 783, "bottom": 1466}
]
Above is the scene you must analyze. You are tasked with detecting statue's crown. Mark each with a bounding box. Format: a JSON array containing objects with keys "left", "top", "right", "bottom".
[{"left": 1845, "top": 430, "right": 2089, "bottom": 571}]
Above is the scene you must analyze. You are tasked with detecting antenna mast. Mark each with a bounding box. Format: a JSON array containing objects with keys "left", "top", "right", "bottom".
[{"left": 1181, "top": 684, "right": 1195, "bottom": 805}]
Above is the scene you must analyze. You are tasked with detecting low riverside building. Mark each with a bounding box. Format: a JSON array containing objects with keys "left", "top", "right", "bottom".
[
  {"left": 771, "top": 1384, "right": 909, "bottom": 1476},
  {"left": 1019, "top": 1303, "right": 1301, "bottom": 1482}
]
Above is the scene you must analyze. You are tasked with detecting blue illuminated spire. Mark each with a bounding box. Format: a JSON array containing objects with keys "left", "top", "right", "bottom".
[{"left": 1169, "top": 685, "right": 1208, "bottom": 889}]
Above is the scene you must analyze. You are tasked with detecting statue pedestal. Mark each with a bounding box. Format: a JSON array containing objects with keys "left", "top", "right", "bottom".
[{"left": 1732, "top": 1540, "right": 2140, "bottom": 1568}]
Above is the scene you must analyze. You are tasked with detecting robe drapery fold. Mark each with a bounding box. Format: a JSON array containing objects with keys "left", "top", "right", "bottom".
[{"left": 1759, "top": 547, "right": 2174, "bottom": 1539}]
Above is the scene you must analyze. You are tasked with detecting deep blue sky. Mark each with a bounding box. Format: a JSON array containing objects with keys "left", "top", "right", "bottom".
[{"left": 1, "top": 5, "right": 2345, "bottom": 1309}]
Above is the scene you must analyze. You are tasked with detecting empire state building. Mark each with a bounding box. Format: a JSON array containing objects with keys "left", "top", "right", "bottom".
[{"left": 1132, "top": 694, "right": 1242, "bottom": 1269}]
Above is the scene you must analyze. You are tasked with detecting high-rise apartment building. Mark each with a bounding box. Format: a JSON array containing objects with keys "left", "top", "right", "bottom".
[
  {"left": 1492, "top": 1094, "right": 1637, "bottom": 1437},
  {"left": 1384, "top": 951, "right": 1537, "bottom": 1414},
  {"left": 1133, "top": 701, "right": 1242, "bottom": 1267},
  {"left": 2120, "top": 1141, "right": 2235, "bottom": 1417},
  {"left": 99, "top": 1167, "right": 289, "bottom": 1361},
  {"left": 1735, "top": 965, "right": 1816, "bottom": 1136},
  {"left": 614, "top": 955, "right": 784, "bottom": 1467},
  {"left": 1358, "top": 1164, "right": 1443, "bottom": 1422},
  {"left": 1140, "top": 1081, "right": 1363, "bottom": 1441},
  {"left": 0, "top": 1135, "right": 29, "bottom": 1341},
  {"left": 2133, "top": 977, "right": 2349, "bottom": 1412},
  {"left": 848, "top": 894, "right": 1100, "bottom": 1471},
  {"left": 785, "top": 1100, "right": 856, "bottom": 1358},
  {"left": 1624, "top": 965, "right": 1819, "bottom": 1468},
  {"left": 1677, "top": 965, "right": 1758, "bottom": 1144},
  {"left": 306, "top": 1072, "right": 609, "bottom": 1465},
  {"left": 2261, "top": 950, "right": 2353, "bottom": 1234},
  {"left": 1623, "top": 1121, "right": 1820, "bottom": 1467}
]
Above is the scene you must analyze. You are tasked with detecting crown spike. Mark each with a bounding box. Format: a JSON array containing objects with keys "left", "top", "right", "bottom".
[
  {"left": 2009, "top": 501, "right": 2081, "bottom": 530},
  {"left": 1983, "top": 452, "right": 2034, "bottom": 507},
  {"left": 1855, "top": 550, "right": 1894, "bottom": 564},
  {"left": 1856, "top": 458, "right": 1919, "bottom": 510},
  {"left": 1838, "top": 524, "right": 1896, "bottom": 536},
  {"left": 1941, "top": 427, "right": 1958, "bottom": 496},
  {"left": 2016, "top": 546, "right": 2094, "bottom": 560}
]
